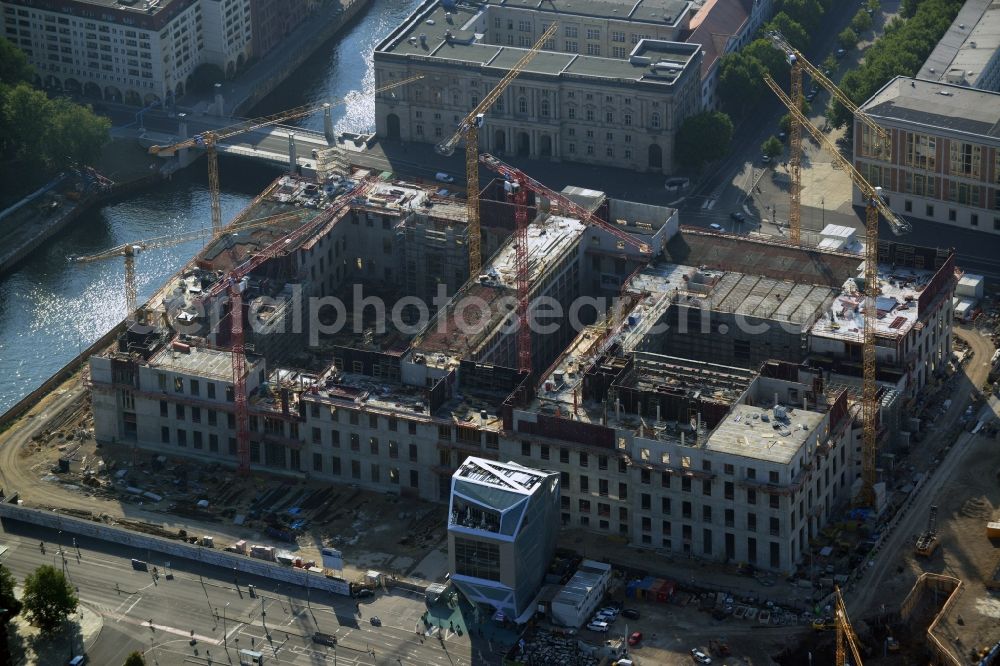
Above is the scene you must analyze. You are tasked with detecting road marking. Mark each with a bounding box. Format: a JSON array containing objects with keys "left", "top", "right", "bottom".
[{"left": 121, "top": 595, "right": 142, "bottom": 617}]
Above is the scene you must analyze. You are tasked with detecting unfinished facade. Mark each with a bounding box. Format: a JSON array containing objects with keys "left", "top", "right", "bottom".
[{"left": 89, "top": 165, "right": 957, "bottom": 575}]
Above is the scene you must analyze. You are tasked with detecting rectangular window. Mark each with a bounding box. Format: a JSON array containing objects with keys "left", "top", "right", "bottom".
[
  {"left": 905, "top": 133, "right": 936, "bottom": 170},
  {"left": 949, "top": 141, "right": 981, "bottom": 178},
  {"left": 454, "top": 538, "right": 501, "bottom": 581}
]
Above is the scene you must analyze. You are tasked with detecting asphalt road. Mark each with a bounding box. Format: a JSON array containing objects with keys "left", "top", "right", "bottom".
[
  {"left": 0, "top": 521, "right": 483, "bottom": 666},
  {"left": 845, "top": 326, "right": 996, "bottom": 618}
]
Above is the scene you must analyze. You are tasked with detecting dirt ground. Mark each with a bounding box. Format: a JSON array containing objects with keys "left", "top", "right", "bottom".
[{"left": 0, "top": 380, "right": 449, "bottom": 584}]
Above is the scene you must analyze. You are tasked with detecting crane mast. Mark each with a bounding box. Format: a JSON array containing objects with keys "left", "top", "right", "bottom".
[
  {"left": 435, "top": 22, "right": 559, "bottom": 278},
  {"left": 479, "top": 153, "right": 652, "bottom": 375},
  {"left": 763, "top": 73, "right": 910, "bottom": 507},
  {"left": 789, "top": 55, "right": 802, "bottom": 244}
]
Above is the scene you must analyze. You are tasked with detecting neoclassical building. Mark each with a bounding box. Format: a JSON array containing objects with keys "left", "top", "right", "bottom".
[{"left": 373, "top": 0, "right": 703, "bottom": 174}]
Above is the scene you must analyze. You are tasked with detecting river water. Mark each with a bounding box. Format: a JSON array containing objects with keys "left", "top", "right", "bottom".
[{"left": 0, "top": 0, "right": 422, "bottom": 415}]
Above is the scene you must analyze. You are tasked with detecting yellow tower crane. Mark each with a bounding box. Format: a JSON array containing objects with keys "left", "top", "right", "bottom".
[
  {"left": 149, "top": 76, "right": 423, "bottom": 234},
  {"left": 764, "top": 73, "right": 910, "bottom": 507},
  {"left": 435, "top": 21, "right": 559, "bottom": 277},
  {"left": 72, "top": 209, "right": 311, "bottom": 321},
  {"left": 767, "top": 31, "right": 892, "bottom": 244},
  {"left": 834, "top": 586, "right": 865, "bottom": 666}
]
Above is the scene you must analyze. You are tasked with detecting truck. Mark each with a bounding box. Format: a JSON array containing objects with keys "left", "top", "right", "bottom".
[{"left": 915, "top": 505, "right": 940, "bottom": 557}]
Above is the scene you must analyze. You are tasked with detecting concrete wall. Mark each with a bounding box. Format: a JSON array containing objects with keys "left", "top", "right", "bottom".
[{"left": 0, "top": 498, "right": 351, "bottom": 595}]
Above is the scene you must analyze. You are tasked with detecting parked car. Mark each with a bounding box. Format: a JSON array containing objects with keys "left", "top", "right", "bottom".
[
  {"left": 806, "top": 90, "right": 818, "bottom": 102},
  {"left": 586, "top": 620, "right": 610, "bottom": 633},
  {"left": 355, "top": 588, "right": 374, "bottom": 598},
  {"left": 664, "top": 176, "right": 690, "bottom": 191},
  {"left": 628, "top": 631, "right": 643, "bottom": 646},
  {"left": 730, "top": 211, "right": 745, "bottom": 224},
  {"left": 836, "top": 48, "right": 846, "bottom": 58},
  {"left": 760, "top": 154, "right": 772, "bottom": 165},
  {"left": 622, "top": 608, "right": 641, "bottom": 620},
  {"left": 369, "top": 616, "right": 382, "bottom": 627},
  {"left": 435, "top": 172, "right": 455, "bottom": 183},
  {"left": 691, "top": 648, "right": 712, "bottom": 664},
  {"left": 709, "top": 223, "right": 723, "bottom": 231}
]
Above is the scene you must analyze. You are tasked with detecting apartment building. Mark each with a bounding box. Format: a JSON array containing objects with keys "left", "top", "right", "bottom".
[
  {"left": 248, "top": 0, "right": 313, "bottom": 58},
  {"left": 1, "top": 0, "right": 202, "bottom": 104},
  {"left": 683, "top": 0, "right": 765, "bottom": 111},
  {"left": 199, "top": 0, "right": 251, "bottom": 77},
  {"left": 854, "top": 76, "right": 1000, "bottom": 235},
  {"left": 1, "top": 0, "right": 253, "bottom": 105},
  {"left": 373, "top": 0, "right": 703, "bottom": 174},
  {"left": 448, "top": 457, "right": 560, "bottom": 622}
]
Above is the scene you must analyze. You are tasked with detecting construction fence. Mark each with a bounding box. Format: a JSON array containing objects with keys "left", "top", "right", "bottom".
[{"left": 0, "top": 495, "right": 351, "bottom": 596}]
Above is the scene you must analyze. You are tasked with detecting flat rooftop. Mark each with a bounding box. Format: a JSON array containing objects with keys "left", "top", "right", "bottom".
[
  {"left": 148, "top": 344, "right": 259, "bottom": 381},
  {"left": 705, "top": 403, "right": 824, "bottom": 465},
  {"left": 860, "top": 76, "right": 1000, "bottom": 139},
  {"left": 377, "top": 0, "right": 699, "bottom": 84},
  {"left": 917, "top": 0, "right": 1000, "bottom": 88},
  {"left": 454, "top": 457, "right": 552, "bottom": 495},
  {"left": 496, "top": 0, "right": 690, "bottom": 24},
  {"left": 667, "top": 229, "right": 863, "bottom": 289},
  {"left": 413, "top": 215, "right": 584, "bottom": 362},
  {"left": 811, "top": 263, "right": 937, "bottom": 340}
]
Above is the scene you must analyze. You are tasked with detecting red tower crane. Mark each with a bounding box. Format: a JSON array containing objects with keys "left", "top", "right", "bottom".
[
  {"left": 479, "top": 154, "right": 653, "bottom": 374},
  {"left": 202, "top": 179, "right": 374, "bottom": 474}
]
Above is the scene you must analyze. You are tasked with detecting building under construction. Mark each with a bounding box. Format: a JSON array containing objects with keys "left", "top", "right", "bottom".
[{"left": 88, "top": 164, "right": 958, "bottom": 574}]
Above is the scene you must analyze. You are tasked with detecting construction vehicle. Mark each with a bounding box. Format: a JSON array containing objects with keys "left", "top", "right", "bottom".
[
  {"left": 915, "top": 505, "right": 940, "bottom": 557},
  {"left": 150, "top": 76, "right": 421, "bottom": 234},
  {"left": 834, "top": 586, "right": 865, "bottom": 666},
  {"left": 72, "top": 209, "right": 311, "bottom": 321},
  {"left": 434, "top": 22, "right": 558, "bottom": 277},
  {"left": 766, "top": 31, "right": 893, "bottom": 244},
  {"left": 478, "top": 153, "right": 652, "bottom": 373},
  {"left": 763, "top": 73, "right": 910, "bottom": 509}
]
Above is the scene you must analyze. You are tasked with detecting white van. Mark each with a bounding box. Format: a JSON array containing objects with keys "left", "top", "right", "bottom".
[{"left": 435, "top": 172, "right": 455, "bottom": 183}]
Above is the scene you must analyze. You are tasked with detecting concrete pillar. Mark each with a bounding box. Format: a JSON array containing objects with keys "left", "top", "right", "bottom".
[
  {"left": 323, "top": 103, "right": 334, "bottom": 145},
  {"left": 288, "top": 132, "right": 297, "bottom": 174},
  {"left": 177, "top": 112, "right": 188, "bottom": 139},
  {"left": 213, "top": 82, "right": 224, "bottom": 117}
]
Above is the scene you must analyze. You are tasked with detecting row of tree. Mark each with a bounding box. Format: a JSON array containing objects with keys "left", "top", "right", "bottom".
[
  {"left": 827, "top": 0, "right": 965, "bottom": 129},
  {"left": 1, "top": 563, "right": 145, "bottom": 665},
  {"left": 716, "top": 0, "right": 883, "bottom": 120},
  {"left": 0, "top": 37, "right": 110, "bottom": 187}
]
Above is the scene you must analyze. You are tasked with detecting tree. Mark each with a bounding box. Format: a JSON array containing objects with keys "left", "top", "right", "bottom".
[
  {"left": 123, "top": 652, "right": 146, "bottom": 666},
  {"left": 0, "top": 37, "right": 32, "bottom": 86},
  {"left": 776, "top": 0, "right": 824, "bottom": 33},
  {"left": 838, "top": 27, "right": 858, "bottom": 49},
  {"left": 22, "top": 565, "right": 77, "bottom": 631},
  {"left": 675, "top": 111, "right": 734, "bottom": 170},
  {"left": 0, "top": 564, "right": 22, "bottom": 625},
  {"left": 762, "top": 136, "right": 784, "bottom": 160},
  {"left": 851, "top": 8, "right": 873, "bottom": 33},
  {"left": 821, "top": 54, "right": 838, "bottom": 73},
  {"left": 717, "top": 53, "right": 766, "bottom": 118},
  {"left": 765, "top": 12, "right": 811, "bottom": 52}
]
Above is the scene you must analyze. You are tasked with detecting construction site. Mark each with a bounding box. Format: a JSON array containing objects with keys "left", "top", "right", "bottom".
[{"left": 1, "top": 15, "right": 1000, "bottom": 666}]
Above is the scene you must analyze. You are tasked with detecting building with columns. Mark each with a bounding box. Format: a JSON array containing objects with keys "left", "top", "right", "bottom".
[{"left": 373, "top": 0, "right": 703, "bottom": 174}]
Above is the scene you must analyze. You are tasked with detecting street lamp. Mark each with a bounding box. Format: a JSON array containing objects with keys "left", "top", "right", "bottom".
[
  {"left": 821, "top": 197, "right": 825, "bottom": 227},
  {"left": 222, "top": 602, "right": 230, "bottom": 647}
]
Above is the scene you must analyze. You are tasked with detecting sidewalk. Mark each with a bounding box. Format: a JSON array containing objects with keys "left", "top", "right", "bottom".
[{"left": 7, "top": 592, "right": 103, "bottom": 665}]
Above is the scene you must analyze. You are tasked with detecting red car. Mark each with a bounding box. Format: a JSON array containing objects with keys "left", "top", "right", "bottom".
[{"left": 628, "top": 631, "right": 642, "bottom": 646}]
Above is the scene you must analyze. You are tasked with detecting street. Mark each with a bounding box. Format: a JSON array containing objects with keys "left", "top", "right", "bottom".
[{"left": 0, "top": 521, "right": 484, "bottom": 666}]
